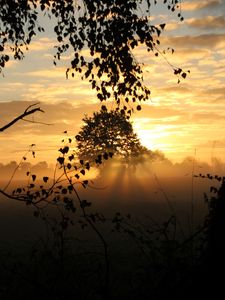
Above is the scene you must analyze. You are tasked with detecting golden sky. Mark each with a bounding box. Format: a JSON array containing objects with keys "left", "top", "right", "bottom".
[{"left": 0, "top": 0, "right": 225, "bottom": 165}]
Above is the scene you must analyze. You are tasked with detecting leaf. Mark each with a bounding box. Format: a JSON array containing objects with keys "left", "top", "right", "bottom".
[
  {"left": 68, "top": 154, "right": 74, "bottom": 161},
  {"left": 43, "top": 176, "right": 49, "bottom": 183},
  {"left": 174, "top": 68, "right": 182, "bottom": 75},
  {"left": 103, "top": 153, "right": 108, "bottom": 160},
  {"left": 75, "top": 135, "right": 81, "bottom": 141},
  {"left": 156, "top": 28, "right": 161, "bottom": 37},
  {"left": 80, "top": 169, "right": 85, "bottom": 175},
  {"left": 160, "top": 23, "right": 166, "bottom": 30},
  {"left": 80, "top": 200, "right": 92, "bottom": 208},
  {"left": 32, "top": 174, "right": 36, "bottom": 182},
  {"left": 57, "top": 156, "right": 65, "bottom": 165},
  {"left": 59, "top": 146, "right": 69, "bottom": 154},
  {"left": 101, "top": 105, "right": 107, "bottom": 111},
  {"left": 68, "top": 185, "right": 73, "bottom": 192},
  {"left": 57, "top": 36, "right": 63, "bottom": 42},
  {"left": 61, "top": 188, "right": 67, "bottom": 194}
]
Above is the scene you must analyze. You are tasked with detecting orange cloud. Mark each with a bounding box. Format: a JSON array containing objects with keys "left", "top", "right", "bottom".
[
  {"left": 187, "top": 16, "right": 225, "bottom": 29},
  {"left": 163, "top": 34, "right": 225, "bottom": 49},
  {"left": 182, "top": 0, "right": 221, "bottom": 11}
]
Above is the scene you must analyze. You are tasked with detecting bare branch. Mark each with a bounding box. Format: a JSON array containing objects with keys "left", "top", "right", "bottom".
[
  {"left": 22, "top": 118, "right": 53, "bottom": 126},
  {"left": 24, "top": 102, "right": 41, "bottom": 113},
  {"left": 0, "top": 104, "right": 45, "bottom": 132}
]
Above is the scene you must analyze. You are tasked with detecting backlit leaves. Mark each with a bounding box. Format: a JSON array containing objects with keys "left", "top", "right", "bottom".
[
  {"left": 0, "top": 0, "right": 185, "bottom": 113},
  {"left": 43, "top": 176, "right": 49, "bottom": 183},
  {"left": 57, "top": 156, "right": 65, "bottom": 165}
]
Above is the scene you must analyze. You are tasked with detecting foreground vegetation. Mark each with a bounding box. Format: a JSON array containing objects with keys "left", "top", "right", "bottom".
[{"left": 0, "top": 159, "right": 224, "bottom": 300}]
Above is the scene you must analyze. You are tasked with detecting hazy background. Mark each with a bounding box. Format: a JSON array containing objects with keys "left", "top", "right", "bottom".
[{"left": 0, "top": 155, "right": 223, "bottom": 247}]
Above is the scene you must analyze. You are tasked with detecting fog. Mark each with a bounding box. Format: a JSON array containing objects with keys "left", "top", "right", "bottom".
[{"left": 1, "top": 154, "right": 223, "bottom": 246}]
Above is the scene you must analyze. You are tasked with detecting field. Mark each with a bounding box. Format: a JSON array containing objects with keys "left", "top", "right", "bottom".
[{"left": 0, "top": 164, "right": 219, "bottom": 299}]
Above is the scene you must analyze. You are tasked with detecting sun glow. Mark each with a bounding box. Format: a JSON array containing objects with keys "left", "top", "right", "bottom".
[{"left": 134, "top": 120, "right": 174, "bottom": 152}]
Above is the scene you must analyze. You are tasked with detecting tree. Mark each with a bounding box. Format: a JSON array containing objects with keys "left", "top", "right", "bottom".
[
  {"left": 75, "top": 108, "right": 147, "bottom": 161},
  {"left": 0, "top": 0, "right": 187, "bottom": 112}
]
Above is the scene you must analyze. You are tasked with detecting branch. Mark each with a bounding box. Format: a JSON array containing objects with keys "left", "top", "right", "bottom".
[
  {"left": 0, "top": 102, "right": 44, "bottom": 132},
  {"left": 22, "top": 118, "right": 53, "bottom": 126},
  {"left": 0, "top": 188, "right": 27, "bottom": 202}
]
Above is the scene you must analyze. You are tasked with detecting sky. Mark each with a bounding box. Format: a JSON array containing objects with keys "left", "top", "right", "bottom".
[{"left": 0, "top": 0, "right": 225, "bottom": 165}]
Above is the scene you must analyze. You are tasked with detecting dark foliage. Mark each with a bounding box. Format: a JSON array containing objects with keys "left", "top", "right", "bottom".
[
  {"left": 0, "top": 0, "right": 187, "bottom": 112},
  {"left": 75, "top": 108, "right": 148, "bottom": 161}
]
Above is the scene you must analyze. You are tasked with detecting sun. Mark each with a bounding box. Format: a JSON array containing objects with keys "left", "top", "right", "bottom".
[{"left": 135, "top": 128, "right": 154, "bottom": 150}]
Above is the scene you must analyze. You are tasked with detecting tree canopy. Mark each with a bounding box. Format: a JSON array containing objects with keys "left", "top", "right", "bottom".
[
  {"left": 75, "top": 108, "right": 148, "bottom": 161},
  {"left": 0, "top": 0, "right": 186, "bottom": 112}
]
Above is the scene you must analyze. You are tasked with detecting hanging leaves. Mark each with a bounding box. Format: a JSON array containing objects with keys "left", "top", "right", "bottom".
[{"left": 0, "top": 0, "right": 186, "bottom": 113}]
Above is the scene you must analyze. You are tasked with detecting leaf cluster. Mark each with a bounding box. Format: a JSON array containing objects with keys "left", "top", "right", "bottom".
[{"left": 0, "top": 0, "right": 185, "bottom": 112}]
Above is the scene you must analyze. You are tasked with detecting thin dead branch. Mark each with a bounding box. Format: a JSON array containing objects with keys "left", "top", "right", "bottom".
[{"left": 0, "top": 102, "right": 45, "bottom": 132}]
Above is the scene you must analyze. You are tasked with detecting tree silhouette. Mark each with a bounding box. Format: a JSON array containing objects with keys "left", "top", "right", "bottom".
[
  {"left": 75, "top": 108, "right": 148, "bottom": 161},
  {"left": 0, "top": 0, "right": 187, "bottom": 112}
]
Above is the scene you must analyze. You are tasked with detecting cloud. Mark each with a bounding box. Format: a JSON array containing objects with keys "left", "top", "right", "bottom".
[
  {"left": 163, "top": 34, "right": 225, "bottom": 49},
  {"left": 26, "top": 67, "right": 67, "bottom": 79},
  {"left": 206, "top": 87, "right": 225, "bottom": 96},
  {"left": 182, "top": 0, "right": 221, "bottom": 11},
  {"left": 0, "top": 70, "right": 97, "bottom": 104},
  {"left": 26, "top": 37, "right": 56, "bottom": 52},
  {"left": 187, "top": 16, "right": 225, "bottom": 30}
]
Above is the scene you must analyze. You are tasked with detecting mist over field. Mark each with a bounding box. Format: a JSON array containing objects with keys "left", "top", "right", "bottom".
[{"left": 0, "top": 154, "right": 223, "bottom": 246}]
